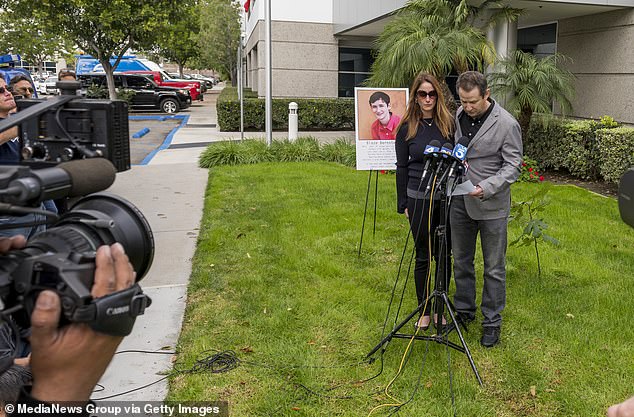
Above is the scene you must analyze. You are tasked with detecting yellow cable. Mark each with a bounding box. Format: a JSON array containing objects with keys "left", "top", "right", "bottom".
[{"left": 367, "top": 328, "right": 419, "bottom": 416}]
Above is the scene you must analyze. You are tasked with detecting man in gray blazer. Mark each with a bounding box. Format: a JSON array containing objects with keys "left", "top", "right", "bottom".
[{"left": 450, "top": 71, "right": 523, "bottom": 348}]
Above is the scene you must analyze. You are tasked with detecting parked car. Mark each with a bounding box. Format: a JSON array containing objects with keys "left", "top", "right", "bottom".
[
  {"left": 78, "top": 73, "right": 192, "bottom": 113},
  {"left": 166, "top": 72, "right": 207, "bottom": 92},
  {"left": 37, "top": 79, "right": 47, "bottom": 95},
  {"left": 44, "top": 76, "right": 59, "bottom": 94},
  {"left": 189, "top": 73, "right": 216, "bottom": 89},
  {"left": 122, "top": 70, "right": 203, "bottom": 101}
]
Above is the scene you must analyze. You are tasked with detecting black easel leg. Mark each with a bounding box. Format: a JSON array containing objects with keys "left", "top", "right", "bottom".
[
  {"left": 358, "top": 170, "right": 373, "bottom": 257},
  {"left": 373, "top": 170, "right": 379, "bottom": 236}
]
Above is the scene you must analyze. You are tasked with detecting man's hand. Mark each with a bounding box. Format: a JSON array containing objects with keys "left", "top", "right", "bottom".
[
  {"left": 29, "top": 243, "right": 135, "bottom": 403},
  {"left": 469, "top": 185, "right": 484, "bottom": 199},
  {"left": 404, "top": 208, "right": 409, "bottom": 219}
]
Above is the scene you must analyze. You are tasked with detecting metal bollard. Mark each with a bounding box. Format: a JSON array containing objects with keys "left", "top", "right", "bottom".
[{"left": 288, "top": 102, "right": 298, "bottom": 142}]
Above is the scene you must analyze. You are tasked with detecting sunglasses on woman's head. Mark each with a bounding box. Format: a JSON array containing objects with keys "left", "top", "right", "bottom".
[
  {"left": 0, "top": 87, "right": 10, "bottom": 94},
  {"left": 417, "top": 90, "right": 438, "bottom": 99}
]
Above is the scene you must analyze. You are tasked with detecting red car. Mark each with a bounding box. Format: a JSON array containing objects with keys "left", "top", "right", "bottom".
[{"left": 121, "top": 70, "right": 203, "bottom": 101}]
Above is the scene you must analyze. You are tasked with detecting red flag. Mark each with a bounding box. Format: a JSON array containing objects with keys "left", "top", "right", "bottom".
[{"left": 244, "top": 0, "right": 250, "bottom": 13}]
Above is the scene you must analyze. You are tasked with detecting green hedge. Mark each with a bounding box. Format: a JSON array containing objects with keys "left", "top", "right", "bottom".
[
  {"left": 596, "top": 127, "right": 634, "bottom": 183},
  {"left": 525, "top": 116, "right": 634, "bottom": 183},
  {"left": 217, "top": 87, "right": 355, "bottom": 131}
]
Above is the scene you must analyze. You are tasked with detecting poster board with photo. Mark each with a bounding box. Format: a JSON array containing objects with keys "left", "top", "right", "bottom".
[{"left": 354, "top": 87, "right": 409, "bottom": 171}]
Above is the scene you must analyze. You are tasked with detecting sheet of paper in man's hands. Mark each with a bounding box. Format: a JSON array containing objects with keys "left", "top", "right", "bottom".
[{"left": 449, "top": 180, "right": 477, "bottom": 196}]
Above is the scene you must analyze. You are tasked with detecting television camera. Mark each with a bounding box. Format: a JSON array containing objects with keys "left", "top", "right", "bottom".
[{"left": 0, "top": 80, "right": 154, "bottom": 374}]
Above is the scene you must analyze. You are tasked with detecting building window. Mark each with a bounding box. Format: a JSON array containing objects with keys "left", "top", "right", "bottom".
[
  {"left": 518, "top": 23, "right": 557, "bottom": 58},
  {"left": 338, "top": 47, "right": 374, "bottom": 98}
]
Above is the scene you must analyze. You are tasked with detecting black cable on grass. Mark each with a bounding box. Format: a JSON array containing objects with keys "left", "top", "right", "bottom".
[{"left": 92, "top": 348, "right": 383, "bottom": 402}]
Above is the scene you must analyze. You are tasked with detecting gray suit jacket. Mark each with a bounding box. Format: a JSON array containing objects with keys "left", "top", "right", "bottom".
[{"left": 454, "top": 101, "right": 523, "bottom": 220}]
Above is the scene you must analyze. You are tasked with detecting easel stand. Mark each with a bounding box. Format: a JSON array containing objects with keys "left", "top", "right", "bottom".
[
  {"left": 366, "top": 180, "right": 483, "bottom": 386},
  {"left": 358, "top": 170, "right": 379, "bottom": 256}
]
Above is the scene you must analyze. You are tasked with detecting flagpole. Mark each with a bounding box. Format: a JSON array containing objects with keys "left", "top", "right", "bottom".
[{"left": 265, "top": 0, "right": 272, "bottom": 146}]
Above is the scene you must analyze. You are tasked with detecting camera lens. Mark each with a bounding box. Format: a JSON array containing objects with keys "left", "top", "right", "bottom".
[{"left": 28, "top": 192, "right": 154, "bottom": 280}]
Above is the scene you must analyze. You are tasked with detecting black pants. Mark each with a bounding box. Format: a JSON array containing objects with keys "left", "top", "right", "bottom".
[{"left": 407, "top": 197, "right": 447, "bottom": 314}]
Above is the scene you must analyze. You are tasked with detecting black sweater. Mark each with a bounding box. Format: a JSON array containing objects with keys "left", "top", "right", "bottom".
[{"left": 395, "top": 120, "right": 451, "bottom": 213}]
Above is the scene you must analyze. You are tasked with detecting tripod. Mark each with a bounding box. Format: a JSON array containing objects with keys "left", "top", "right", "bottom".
[{"left": 366, "top": 174, "right": 483, "bottom": 386}]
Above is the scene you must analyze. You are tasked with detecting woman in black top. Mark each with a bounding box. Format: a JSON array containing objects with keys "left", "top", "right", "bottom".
[{"left": 395, "top": 72, "right": 454, "bottom": 330}]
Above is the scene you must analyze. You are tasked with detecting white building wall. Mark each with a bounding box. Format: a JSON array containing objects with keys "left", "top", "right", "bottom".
[
  {"left": 246, "top": 0, "right": 333, "bottom": 39},
  {"left": 333, "top": 0, "right": 405, "bottom": 33},
  {"left": 244, "top": 0, "right": 337, "bottom": 98}
]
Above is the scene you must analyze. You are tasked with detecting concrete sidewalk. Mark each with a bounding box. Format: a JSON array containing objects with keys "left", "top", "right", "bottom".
[{"left": 96, "top": 84, "right": 356, "bottom": 401}]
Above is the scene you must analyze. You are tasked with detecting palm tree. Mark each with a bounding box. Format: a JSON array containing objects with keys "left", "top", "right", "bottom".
[
  {"left": 488, "top": 50, "right": 575, "bottom": 139},
  {"left": 367, "top": 0, "right": 516, "bottom": 88}
]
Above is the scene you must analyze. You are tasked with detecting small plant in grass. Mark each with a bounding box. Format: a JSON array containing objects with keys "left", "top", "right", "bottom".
[{"left": 510, "top": 183, "right": 559, "bottom": 277}]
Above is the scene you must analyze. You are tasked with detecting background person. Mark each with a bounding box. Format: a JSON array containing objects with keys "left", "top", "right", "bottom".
[
  {"left": 395, "top": 72, "right": 454, "bottom": 330},
  {"left": 370, "top": 91, "right": 401, "bottom": 140},
  {"left": 0, "top": 77, "right": 57, "bottom": 239},
  {"left": 8, "top": 75, "right": 34, "bottom": 99},
  {"left": 58, "top": 68, "right": 76, "bottom": 81},
  {"left": 450, "top": 71, "right": 522, "bottom": 348}
]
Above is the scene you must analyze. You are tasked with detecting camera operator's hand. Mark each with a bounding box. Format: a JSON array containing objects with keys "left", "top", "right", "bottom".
[
  {"left": 0, "top": 235, "right": 26, "bottom": 253},
  {"left": 28, "top": 243, "right": 135, "bottom": 403},
  {"left": 609, "top": 395, "right": 634, "bottom": 417}
]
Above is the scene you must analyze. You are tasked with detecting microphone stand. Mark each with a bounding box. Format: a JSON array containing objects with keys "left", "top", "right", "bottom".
[{"left": 366, "top": 169, "right": 482, "bottom": 386}]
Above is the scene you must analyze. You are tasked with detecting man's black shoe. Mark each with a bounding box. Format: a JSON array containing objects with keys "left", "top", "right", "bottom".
[
  {"left": 456, "top": 312, "right": 475, "bottom": 326},
  {"left": 480, "top": 326, "right": 500, "bottom": 348}
]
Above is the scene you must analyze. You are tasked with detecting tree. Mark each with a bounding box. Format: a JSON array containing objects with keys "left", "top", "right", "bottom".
[
  {"left": 0, "top": 11, "right": 72, "bottom": 73},
  {"left": 2, "top": 0, "right": 187, "bottom": 99},
  {"left": 149, "top": 1, "right": 201, "bottom": 78},
  {"left": 488, "top": 50, "right": 575, "bottom": 140},
  {"left": 198, "top": 0, "right": 241, "bottom": 85},
  {"left": 367, "top": 0, "right": 498, "bottom": 88}
]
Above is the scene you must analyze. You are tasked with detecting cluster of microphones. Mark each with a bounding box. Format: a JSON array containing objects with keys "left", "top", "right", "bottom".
[{"left": 418, "top": 136, "right": 471, "bottom": 198}]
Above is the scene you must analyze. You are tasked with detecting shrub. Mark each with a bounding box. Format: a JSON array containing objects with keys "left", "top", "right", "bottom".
[
  {"left": 241, "top": 139, "right": 274, "bottom": 164},
  {"left": 86, "top": 84, "right": 107, "bottom": 99},
  {"left": 525, "top": 115, "right": 631, "bottom": 182},
  {"left": 596, "top": 127, "right": 634, "bottom": 183},
  {"left": 217, "top": 87, "right": 354, "bottom": 132},
  {"left": 560, "top": 120, "right": 600, "bottom": 180},
  {"left": 320, "top": 138, "right": 356, "bottom": 167},
  {"left": 198, "top": 137, "right": 357, "bottom": 168},
  {"left": 518, "top": 157, "right": 544, "bottom": 183},
  {"left": 270, "top": 137, "right": 321, "bottom": 162},
  {"left": 116, "top": 88, "right": 136, "bottom": 105},
  {"left": 198, "top": 140, "right": 244, "bottom": 167}
]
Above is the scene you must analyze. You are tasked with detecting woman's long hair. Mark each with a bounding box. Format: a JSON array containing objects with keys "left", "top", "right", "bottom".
[{"left": 398, "top": 72, "right": 454, "bottom": 140}]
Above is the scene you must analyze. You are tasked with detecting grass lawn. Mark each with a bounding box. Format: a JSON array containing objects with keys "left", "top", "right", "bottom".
[{"left": 168, "top": 161, "right": 634, "bottom": 416}]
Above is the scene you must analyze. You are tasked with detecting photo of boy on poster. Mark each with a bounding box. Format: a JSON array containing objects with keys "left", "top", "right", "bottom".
[{"left": 354, "top": 87, "right": 408, "bottom": 171}]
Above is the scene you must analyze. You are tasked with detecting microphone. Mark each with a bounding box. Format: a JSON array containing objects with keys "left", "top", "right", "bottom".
[
  {"left": 446, "top": 136, "right": 471, "bottom": 181},
  {"left": 419, "top": 139, "right": 441, "bottom": 185},
  {"left": 423, "top": 142, "right": 454, "bottom": 196},
  {"left": 439, "top": 142, "right": 454, "bottom": 159},
  {"left": 0, "top": 158, "right": 117, "bottom": 206}
]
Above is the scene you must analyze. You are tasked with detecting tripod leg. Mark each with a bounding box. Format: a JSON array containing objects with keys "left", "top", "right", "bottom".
[
  {"left": 442, "top": 293, "right": 483, "bottom": 386},
  {"left": 358, "top": 170, "right": 373, "bottom": 257},
  {"left": 366, "top": 301, "right": 427, "bottom": 359}
]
